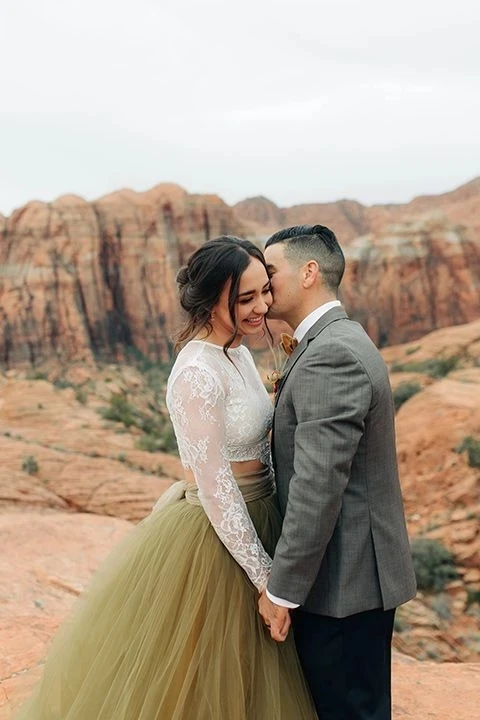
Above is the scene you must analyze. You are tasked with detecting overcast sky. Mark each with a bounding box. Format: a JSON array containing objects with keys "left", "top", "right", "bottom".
[{"left": 1, "top": 0, "right": 479, "bottom": 216}]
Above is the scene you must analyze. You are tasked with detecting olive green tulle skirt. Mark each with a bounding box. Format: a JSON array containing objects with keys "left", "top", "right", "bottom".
[{"left": 16, "top": 482, "right": 316, "bottom": 719}]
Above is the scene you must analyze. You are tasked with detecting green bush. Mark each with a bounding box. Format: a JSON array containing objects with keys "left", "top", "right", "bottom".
[
  {"left": 22, "top": 455, "right": 39, "bottom": 475},
  {"left": 75, "top": 388, "right": 88, "bottom": 405},
  {"left": 391, "top": 356, "right": 459, "bottom": 378},
  {"left": 411, "top": 538, "right": 458, "bottom": 592},
  {"left": 456, "top": 436, "right": 480, "bottom": 468},
  {"left": 135, "top": 427, "right": 177, "bottom": 454},
  {"left": 27, "top": 371, "right": 48, "bottom": 381},
  {"left": 393, "top": 614, "right": 406, "bottom": 633},
  {"left": 466, "top": 590, "right": 480, "bottom": 608},
  {"left": 53, "top": 378, "right": 74, "bottom": 389},
  {"left": 102, "top": 395, "right": 138, "bottom": 427},
  {"left": 392, "top": 382, "right": 422, "bottom": 411}
]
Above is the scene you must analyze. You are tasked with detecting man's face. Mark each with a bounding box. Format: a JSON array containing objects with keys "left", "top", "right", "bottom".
[{"left": 264, "top": 242, "right": 301, "bottom": 323}]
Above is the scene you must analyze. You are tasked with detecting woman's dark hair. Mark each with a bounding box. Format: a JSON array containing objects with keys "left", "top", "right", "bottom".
[{"left": 174, "top": 235, "right": 270, "bottom": 353}]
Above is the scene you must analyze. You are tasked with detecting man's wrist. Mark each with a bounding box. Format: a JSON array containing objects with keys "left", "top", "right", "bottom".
[{"left": 266, "top": 588, "right": 300, "bottom": 609}]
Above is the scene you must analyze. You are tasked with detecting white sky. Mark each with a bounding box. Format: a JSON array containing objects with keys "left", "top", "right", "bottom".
[{"left": 1, "top": 0, "right": 479, "bottom": 215}]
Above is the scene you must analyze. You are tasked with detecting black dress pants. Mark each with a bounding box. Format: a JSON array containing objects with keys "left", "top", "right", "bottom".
[{"left": 293, "top": 607, "right": 395, "bottom": 720}]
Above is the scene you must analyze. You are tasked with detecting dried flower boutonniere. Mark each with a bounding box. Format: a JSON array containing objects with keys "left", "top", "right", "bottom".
[
  {"left": 266, "top": 333, "right": 297, "bottom": 396},
  {"left": 266, "top": 367, "right": 283, "bottom": 395}
]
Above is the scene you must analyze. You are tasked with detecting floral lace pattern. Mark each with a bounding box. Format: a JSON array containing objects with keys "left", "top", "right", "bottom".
[{"left": 166, "top": 341, "right": 273, "bottom": 590}]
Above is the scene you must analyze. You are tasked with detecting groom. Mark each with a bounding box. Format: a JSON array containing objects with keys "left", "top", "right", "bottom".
[{"left": 259, "top": 225, "right": 417, "bottom": 719}]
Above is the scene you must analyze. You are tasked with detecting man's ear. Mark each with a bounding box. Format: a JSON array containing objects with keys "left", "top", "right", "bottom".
[{"left": 302, "top": 260, "right": 319, "bottom": 288}]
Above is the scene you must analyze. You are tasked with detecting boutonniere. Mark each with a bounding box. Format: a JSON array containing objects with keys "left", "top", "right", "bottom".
[
  {"left": 266, "top": 333, "right": 297, "bottom": 395},
  {"left": 266, "top": 367, "right": 283, "bottom": 395}
]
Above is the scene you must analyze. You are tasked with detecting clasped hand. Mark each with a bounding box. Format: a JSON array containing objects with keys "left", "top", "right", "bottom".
[{"left": 258, "top": 591, "right": 291, "bottom": 642}]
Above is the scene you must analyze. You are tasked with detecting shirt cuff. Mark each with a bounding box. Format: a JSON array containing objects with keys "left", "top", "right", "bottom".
[{"left": 266, "top": 589, "right": 300, "bottom": 609}]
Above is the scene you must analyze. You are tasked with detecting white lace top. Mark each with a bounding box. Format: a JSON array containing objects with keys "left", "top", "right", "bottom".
[{"left": 166, "top": 340, "right": 274, "bottom": 590}]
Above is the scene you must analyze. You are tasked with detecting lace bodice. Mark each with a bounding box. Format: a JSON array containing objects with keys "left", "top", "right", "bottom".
[{"left": 166, "top": 340, "right": 274, "bottom": 590}]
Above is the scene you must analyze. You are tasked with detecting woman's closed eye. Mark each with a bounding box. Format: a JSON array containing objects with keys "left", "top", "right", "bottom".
[{"left": 238, "top": 287, "right": 272, "bottom": 305}]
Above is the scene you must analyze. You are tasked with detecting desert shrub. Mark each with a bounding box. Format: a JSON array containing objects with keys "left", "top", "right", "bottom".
[
  {"left": 392, "top": 382, "right": 422, "bottom": 411},
  {"left": 75, "top": 388, "right": 88, "bottom": 405},
  {"left": 393, "top": 614, "right": 406, "bottom": 633},
  {"left": 135, "top": 427, "right": 177, "bottom": 453},
  {"left": 135, "top": 435, "right": 163, "bottom": 453},
  {"left": 27, "top": 371, "right": 48, "bottom": 381},
  {"left": 391, "top": 356, "right": 459, "bottom": 378},
  {"left": 135, "top": 426, "right": 177, "bottom": 454},
  {"left": 22, "top": 455, "right": 39, "bottom": 475},
  {"left": 53, "top": 378, "right": 74, "bottom": 389},
  {"left": 102, "top": 395, "right": 177, "bottom": 454},
  {"left": 411, "top": 538, "right": 458, "bottom": 592},
  {"left": 466, "top": 590, "right": 480, "bottom": 609},
  {"left": 430, "top": 593, "right": 452, "bottom": 620},
  {"left": 456, "top": 436, "right": 480, "bottom": 468},
  {"left": 101, "top": 395, "right": 138, "bottom": 427}
]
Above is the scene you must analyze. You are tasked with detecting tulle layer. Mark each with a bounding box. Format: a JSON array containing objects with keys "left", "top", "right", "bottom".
[{"left": 16, "top": 493, "right": 316, "bottom": 719}]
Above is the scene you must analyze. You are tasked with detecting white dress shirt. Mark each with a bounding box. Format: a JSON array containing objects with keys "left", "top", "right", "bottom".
[{"left": 266, "top": 299, "right": 342, "bottom": 608}]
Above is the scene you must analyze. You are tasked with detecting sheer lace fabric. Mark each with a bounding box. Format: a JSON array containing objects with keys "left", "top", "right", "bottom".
[{"left": 166, "top": 340, "right": 274, "bottom": 590}]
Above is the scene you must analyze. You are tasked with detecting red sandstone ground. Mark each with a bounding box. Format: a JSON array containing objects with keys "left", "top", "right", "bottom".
[{"left": 0, "top": 322, "right": 479, "bottom": 717}]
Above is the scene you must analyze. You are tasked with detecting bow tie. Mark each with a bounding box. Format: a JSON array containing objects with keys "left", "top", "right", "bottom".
[{"left": 280, "top": 333, "right": 298, "bottom": 356}]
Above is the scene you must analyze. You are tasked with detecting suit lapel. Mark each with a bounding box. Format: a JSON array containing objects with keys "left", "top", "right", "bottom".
[{"left": 274, "top": 306, "right": 348, "bottom": 405}]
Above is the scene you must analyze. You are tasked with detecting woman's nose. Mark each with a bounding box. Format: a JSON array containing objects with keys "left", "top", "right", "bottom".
[{"left": 255, "top": 297, "right": 270, "bottom": 314}]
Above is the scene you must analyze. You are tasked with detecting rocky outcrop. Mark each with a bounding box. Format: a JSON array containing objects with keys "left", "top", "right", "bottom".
[
  {"left": 1, "top": 512, "right": 478, "bottom": 719},
  {"left": 341, "top": 215, "right": 480, "bottom": 346},
  {"left": 0, "top": 322, "right": 479, "bottom": 713},
  {"left": 0, "top": 184, "right": 244, "bottom": 368},
  {"left": 1, "top": 180, "right": 479, "bottom": 367},
  {"left": 0, "top": 363, "right": 182, "bottom": 520},
  {"left": 382, "top": 320, "right": 480, "bottom": 662},
  {"left": 234, "top": 176, "right": 480, "bottom": 244}
]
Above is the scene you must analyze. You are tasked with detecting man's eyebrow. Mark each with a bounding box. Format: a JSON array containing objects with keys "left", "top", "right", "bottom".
[
  {"left": 238, "top": 280, "right": 271, "bottom": 297},
  {"left": 266, "top": 263, "right": 276, "bottom": 272}
]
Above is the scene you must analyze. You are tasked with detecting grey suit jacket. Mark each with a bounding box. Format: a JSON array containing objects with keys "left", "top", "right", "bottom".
[{"left": 269, "top": 307, "right": 417, "bottom": 617}]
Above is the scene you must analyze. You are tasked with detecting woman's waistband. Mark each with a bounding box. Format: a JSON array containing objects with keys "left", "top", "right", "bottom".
[{"left": 185, "top": 466, "right": 274, "bottom": 506}]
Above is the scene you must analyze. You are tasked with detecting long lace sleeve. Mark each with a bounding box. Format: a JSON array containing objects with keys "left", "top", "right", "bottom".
[{"left": 167, "top": 364, "right": 272, "bottom": 591}]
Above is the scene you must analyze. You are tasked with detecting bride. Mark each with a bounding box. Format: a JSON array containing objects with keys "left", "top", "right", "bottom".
[{"left": 16, "top": 235, "right": 316, "bottom": 719}]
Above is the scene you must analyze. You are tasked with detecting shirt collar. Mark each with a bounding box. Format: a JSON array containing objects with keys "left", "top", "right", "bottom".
[{"left": 294, "top": 300, "right": 342, "bottom": 342}]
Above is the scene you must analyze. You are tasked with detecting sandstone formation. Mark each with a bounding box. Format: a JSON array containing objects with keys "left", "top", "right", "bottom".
[
  {"left": 341, "top": 215, "right": 480, "bottom": 346},
  {"left": 1, "top": 179, "right": 480, "bottom": 367},
  {"left": 1, "top": 512, "right": 478, "bottom": 720},
  {"left": 382, "top": 320, "right": 480, "bottom": 662},
  {"left": 234, "top": 176, "right": 480, "bottom": 245},
  {"left": 0, "top": 321, "right": 479, "bottom": 714},
  {"left": 0, "top": 512, "right": 132, "bottom": 720},
  {"left": 0, "top": 364, "right": 182, "bottom": 520},
  {"left": 0, "top": 184, "right": 244, "bottom": 368}
]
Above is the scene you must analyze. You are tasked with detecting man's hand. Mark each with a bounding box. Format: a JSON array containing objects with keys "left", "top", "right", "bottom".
[{"left": 258, "top": 591, "right": 291, "bottom": 642}]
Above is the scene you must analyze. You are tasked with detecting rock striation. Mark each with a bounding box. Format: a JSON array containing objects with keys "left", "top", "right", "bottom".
[
  {"left": 1, "top": 179, "right": 479, "bottom": 367},
  {"left": 341, "top": 215, "right": 480, "bottom": 346},
  {"left": 0, "top": 184, "right": 243, "bottom": 368}
]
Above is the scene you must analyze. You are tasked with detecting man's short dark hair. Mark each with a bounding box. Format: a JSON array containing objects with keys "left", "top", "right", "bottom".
[{"left": 265, "top": 224, "right": 345, "bottom": 292}]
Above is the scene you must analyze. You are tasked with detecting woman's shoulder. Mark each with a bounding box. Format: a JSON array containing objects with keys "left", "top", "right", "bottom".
[{"left": 168, "top": 341, "right": 227, "bottom": 389}]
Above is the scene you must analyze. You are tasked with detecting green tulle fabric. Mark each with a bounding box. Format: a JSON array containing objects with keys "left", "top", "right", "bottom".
[{"left": 16, "top": 490, "right": 317, "bottom": 719}]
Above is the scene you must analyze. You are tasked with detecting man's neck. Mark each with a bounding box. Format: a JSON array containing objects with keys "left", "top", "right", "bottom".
[{"left": 290, "top": 295, "right": 337, "bottom": 331}]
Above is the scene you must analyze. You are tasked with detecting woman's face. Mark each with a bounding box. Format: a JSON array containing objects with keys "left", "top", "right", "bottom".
[{"left": 209, "top": 257, "right": 272, "bottom": 345}]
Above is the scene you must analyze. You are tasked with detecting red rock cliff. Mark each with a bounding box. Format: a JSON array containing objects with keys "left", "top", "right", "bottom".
[
  {"left": 0, "top": 184, "right": 244, "bottom": 367},
  {"left": 1, "top": 180, "right": 479, "bottom": 366}
]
